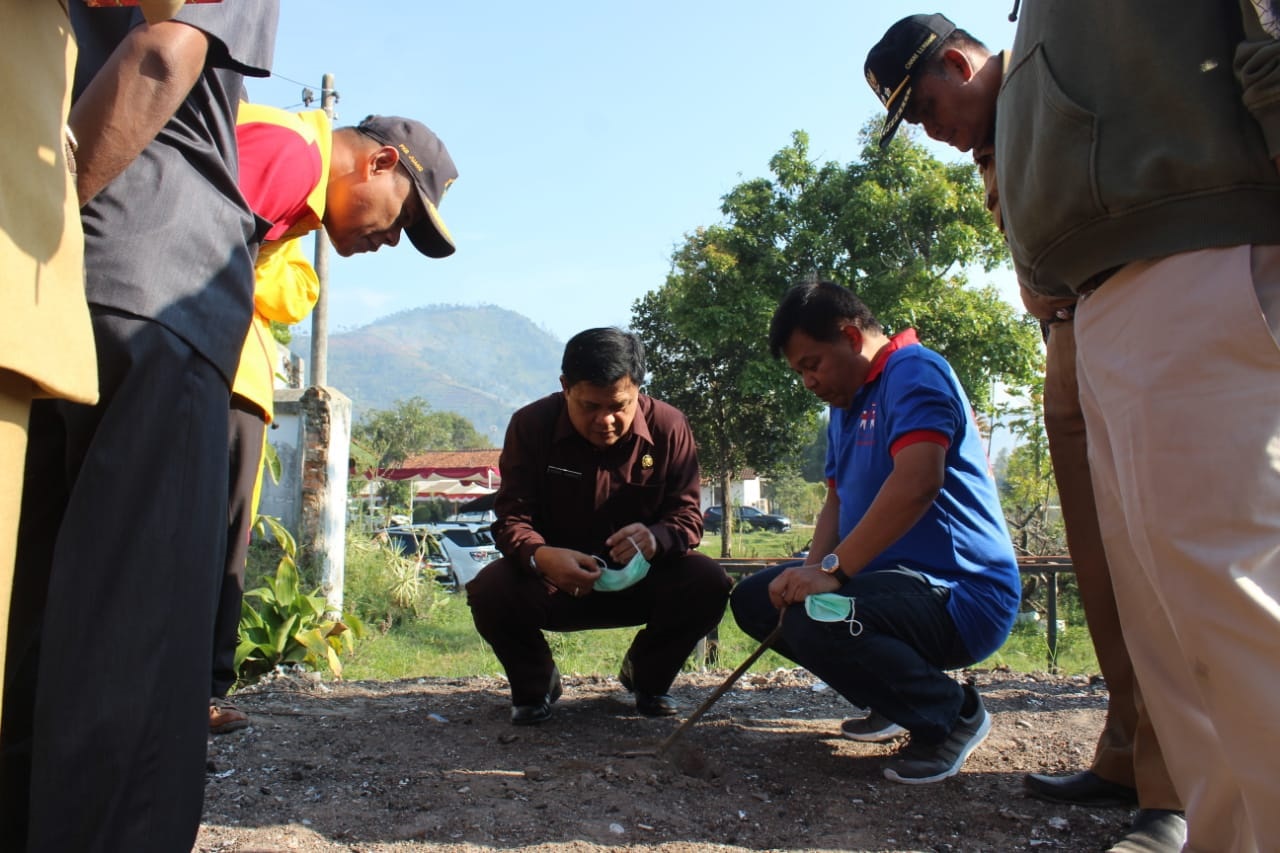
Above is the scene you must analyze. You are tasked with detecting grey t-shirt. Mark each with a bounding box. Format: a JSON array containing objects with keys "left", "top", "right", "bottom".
[{"left": 70, "top": 2, "right": 279, "bottom": 384}]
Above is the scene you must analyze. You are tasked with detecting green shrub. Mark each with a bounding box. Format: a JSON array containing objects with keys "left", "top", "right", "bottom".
[
  {"left": 343, "top": 526, "right": 444, "bottom": 632},
  {"left": 236, "top": 516, "right": 365, "bottom": 685}
]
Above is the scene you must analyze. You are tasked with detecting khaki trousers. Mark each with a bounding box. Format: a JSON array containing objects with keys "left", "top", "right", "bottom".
[
  {"left": 1044, "top": 320, "right": 1180, "bottom": 810},
  {"left": 0, "top": 372, "right": 33, "bottom": 733},
  {"left": 1075, "top": 246, "right": 1280, "bottom": 853}
]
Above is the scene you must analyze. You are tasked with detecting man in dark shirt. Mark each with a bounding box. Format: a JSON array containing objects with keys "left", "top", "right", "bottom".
[
  {"left": 0, "top": 5, "right": 278, "bottom": 852},
  {"left": 468, "top": 327, "right": 731, "bottom": 725}
]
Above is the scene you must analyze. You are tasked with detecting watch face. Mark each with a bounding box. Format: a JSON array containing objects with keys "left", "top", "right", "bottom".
[{"left": 821, "top": 553, "right": 839, "bottom": 572}]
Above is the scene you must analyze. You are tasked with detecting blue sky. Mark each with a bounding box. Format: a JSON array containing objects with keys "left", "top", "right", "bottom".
[{"left": 248, "top": 1, "right": 1025, "bottom": 343}]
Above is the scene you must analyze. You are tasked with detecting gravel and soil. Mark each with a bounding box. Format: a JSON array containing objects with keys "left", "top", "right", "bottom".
[{"left": 196, "top": 666, "right": 1135, "bottom": 852}]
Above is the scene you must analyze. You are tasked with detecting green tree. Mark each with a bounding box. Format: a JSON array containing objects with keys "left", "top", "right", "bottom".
[
  {"left": 997, "top": 380, "right": 1064, "bottom": 556},
  {"left": 351, "top": 398, "right": 490, "bottom": 522},
  {"left": 764, "top": 471, "right": 826, "bottom": 528},
  {"left": 634, "top": 119, "right": 1042, "bottom": 555},
  {"left": 632, "top": 226, "right": 816, "bottom": 558},
  {"left": 798, "top": 416, "right": 828, "bottom": 483},
  {"left": 718, "top": 122, "right": 1041, "bottom": 412}
]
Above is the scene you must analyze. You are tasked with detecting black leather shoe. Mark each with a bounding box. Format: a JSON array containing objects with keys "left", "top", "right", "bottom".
[
  {"left": 511, "top": 667, "right": 562, "bottom": 726},
  {"left": 634, "top": 692, "right": 679, "bottom": 717},
  {"left": 619, "top": 656, "right": 679, "bottom": 716},
  {"left": 1107, "top": 809, "right": 1186, "bottom": 853},
  {"left": 1023, "top": 770, "right": 1138, "bottom": 808}
]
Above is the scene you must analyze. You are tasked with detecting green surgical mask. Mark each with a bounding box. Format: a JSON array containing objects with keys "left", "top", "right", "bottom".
[
  {"left": 804, "top": 592, "right": 863, "bottom": 636},
  {"left": 593, "top": 549, "right": 651, "bottom": 592}
]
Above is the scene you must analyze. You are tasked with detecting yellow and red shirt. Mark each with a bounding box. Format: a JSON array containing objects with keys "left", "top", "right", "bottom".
[{"left": 232, "top": 103, "right": 332, "bottom": 421}]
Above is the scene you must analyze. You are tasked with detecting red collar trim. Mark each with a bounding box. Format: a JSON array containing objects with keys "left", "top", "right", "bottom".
[{"left": 865, "top": 329, "right": 920, "bottom": 384}]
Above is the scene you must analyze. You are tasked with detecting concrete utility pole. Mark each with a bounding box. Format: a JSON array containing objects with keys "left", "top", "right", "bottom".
[
  {"left": 309, "top": 72, "right": 336, "bottom": 387},
  {"left": 294, "top": 72, "right": 350, "bottom": 616}
]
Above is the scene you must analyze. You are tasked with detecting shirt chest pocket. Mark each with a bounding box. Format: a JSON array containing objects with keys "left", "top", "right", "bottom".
[
  {"left": 603, "top": 481, "right": 663, "bottom": 523},
  {"left": 543, "top": 468, "right": 594, "bottom": 518}
]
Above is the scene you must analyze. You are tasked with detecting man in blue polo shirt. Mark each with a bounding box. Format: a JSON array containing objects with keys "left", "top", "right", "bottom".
[{"left": 731, "top": 279, "right": 1019, "bottom": 784}]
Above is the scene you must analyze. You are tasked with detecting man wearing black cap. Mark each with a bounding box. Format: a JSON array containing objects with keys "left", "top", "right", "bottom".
[
  {"left": 208, "top": 103, "right": 459, "bottom": 736},
  {"left": 994, "top": 3, "right": 1280, "bottom": 849},
  {"left": 324, "top": 114, "right": 458, "bottom": 258},
  {"left": 864, "top": 13, "right": 1185, "bottom": 852}
]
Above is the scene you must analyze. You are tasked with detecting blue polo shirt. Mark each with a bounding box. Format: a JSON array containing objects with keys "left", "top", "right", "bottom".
[{"left": 826, "top": 330, "right": 1019, "bottom": 660}]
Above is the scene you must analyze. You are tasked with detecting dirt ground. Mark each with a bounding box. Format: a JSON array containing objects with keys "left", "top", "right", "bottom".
[{"left": 197, "top": 667, "right": 1135, "bottom": 853}]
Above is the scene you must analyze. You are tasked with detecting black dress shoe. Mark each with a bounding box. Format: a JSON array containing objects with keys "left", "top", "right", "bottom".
[
  {"left": 1107, "top": 809, "right": 1186, "bottom": 853},
  {"left": 1023, "top": 769, "right": 1138, "bottom": 808},
  {"left": 510, "top": 667, "right": 562, "bottom": 726},
  {"left": 619, "top": 656, "right": 679, "bottom": 717},
  {"left": 634, "top": 692, "right": 679, "bottom": 717}
]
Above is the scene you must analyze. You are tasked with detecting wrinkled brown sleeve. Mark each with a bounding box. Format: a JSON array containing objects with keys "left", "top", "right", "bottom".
[
  {"left": 646, "top": 406, "right": 704, "bottom": 558},
  {"left": 491, "top": 405, "right": 549, "bottom": 573}
]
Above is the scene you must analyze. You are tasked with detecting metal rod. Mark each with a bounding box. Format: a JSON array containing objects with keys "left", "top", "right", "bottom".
[{"left": 654, "top": 611, "right": 785, "bottom": 756}]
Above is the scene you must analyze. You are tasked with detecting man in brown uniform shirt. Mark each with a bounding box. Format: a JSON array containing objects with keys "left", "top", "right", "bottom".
[
  {"left": 468, "top": 327, "right": 731, "bottom": 725},
  {"left": 865, "top": 14, "right": 1183, "bottom": 852}
]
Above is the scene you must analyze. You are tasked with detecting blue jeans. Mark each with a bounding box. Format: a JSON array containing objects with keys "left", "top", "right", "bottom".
[{"left": 731, "top": 562, "right": 974, "bottom": 744}]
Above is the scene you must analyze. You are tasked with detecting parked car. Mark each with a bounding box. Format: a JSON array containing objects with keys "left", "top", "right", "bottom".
[
  {"left": 702, "top": 505, "right": 792, "bottom": 534},
  {"left": 377, "top": 524, "right": 501, "bottom": 590},
  {"left": 420, "top": 523, "right": 501, "bottom": 589},
  {"left": 376, "top": 526, "right": 451, "bottom": 582},
  {"left": 444, "top": 508, "right": 496, "bottom": 528}
]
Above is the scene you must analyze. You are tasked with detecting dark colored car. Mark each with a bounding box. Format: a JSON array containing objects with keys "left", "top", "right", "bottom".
[
  {"left": 702, "top": 505, "right": 791, "bottom": 534},
  {"left": 377, "top": 526, "right": 452, "bottom": 582}
]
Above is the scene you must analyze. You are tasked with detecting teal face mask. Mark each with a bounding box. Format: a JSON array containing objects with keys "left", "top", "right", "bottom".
[
  {"left": 804, "top": 592, "right": 863, "bottom": 636},
  {"left": 593, "top": 548, "right": 651, "bottom": 592}
]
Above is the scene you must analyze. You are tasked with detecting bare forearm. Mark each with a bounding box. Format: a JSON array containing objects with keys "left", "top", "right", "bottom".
[{"left": 69, "top": 19, "right": 209, "bottom": 206}]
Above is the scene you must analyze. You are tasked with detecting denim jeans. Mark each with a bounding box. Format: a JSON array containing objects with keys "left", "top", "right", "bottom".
[{"left": 730, "top": 562, "right": 974, "bottom": 744}]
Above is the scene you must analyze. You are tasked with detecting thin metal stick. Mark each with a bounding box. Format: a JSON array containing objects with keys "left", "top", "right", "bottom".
[{"left": 652, "top": 610, "right": 786, "bottom": 756}]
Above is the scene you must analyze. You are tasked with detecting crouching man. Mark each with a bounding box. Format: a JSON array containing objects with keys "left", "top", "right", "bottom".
[
  {"left": 468, "top": 327, "right": 731, "bottom": 724},
  {"left": 732, "top": 281, "right": 1019, "bottom": 784}
]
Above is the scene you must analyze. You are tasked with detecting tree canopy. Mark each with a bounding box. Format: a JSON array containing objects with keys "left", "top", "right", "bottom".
[
  {"left": 350, "top": 397, "right": 490, "bottom": 516},
  {"left": 632, "top": 120, "right": 1043, "bottom": 554}
]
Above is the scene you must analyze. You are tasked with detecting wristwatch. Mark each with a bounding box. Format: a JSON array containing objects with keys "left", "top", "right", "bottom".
[{"left": 820, "top": 553, "right": 851, "bottom": 584}]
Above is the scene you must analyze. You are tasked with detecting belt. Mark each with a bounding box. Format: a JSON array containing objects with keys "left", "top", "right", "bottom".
[{"left": 1077, "top": 265, "right": 1121, "bottom": 297}]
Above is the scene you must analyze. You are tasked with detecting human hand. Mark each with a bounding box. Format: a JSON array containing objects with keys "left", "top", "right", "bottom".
[
  {"left": 605, "top": 523, "right": 655, "bottom": 564},
  {"left": 532, "top": 546, "right": 604, "bottom": 599},
  {"left": 768, "top": 564, "right": 840, "bottom": 609}
]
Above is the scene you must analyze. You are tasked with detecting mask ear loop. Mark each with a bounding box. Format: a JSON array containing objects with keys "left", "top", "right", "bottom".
[
  {"left": 845, "top": 597, "right": 864, "bottom": 637},
  {"left": 592, "top": 555, "right": 608, "bottom": 570}
]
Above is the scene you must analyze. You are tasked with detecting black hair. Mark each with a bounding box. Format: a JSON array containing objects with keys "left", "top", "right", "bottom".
[
  {"left": 561, "top": 327, "right": 646, "bottom": 387},
  {"left": 768, "top": 280, "right": 882, "bottom": 359}
]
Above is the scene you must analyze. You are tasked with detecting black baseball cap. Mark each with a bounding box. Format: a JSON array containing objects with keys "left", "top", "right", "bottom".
[
  {"left": 864, "top": 13, "right": 956, "bottom": 149},
  {"left": 357, "top": 115, "right": 458, "bottom": 258}
]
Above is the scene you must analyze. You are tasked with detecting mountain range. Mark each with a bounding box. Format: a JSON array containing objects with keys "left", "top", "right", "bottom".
[{"left": 291, "top": 305, "right": 564, "bottom": 442}]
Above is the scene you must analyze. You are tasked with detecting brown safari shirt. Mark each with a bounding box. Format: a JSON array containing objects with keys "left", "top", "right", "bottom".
[{"left": 492, "top": 392, "right": 704, "bottom": 572}]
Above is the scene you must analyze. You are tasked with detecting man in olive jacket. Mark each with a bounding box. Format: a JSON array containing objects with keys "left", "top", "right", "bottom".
[
  {"left": 864, "top": 13, "right": 1185, "bottom": 851},
  {"left": 996, "top": 3, "right": 1280, "bottom": 849}
]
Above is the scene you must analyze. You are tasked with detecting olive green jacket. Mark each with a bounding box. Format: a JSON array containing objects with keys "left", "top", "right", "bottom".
[{"left": 996, "top": 0, "right": 1280, "bottom": 297}]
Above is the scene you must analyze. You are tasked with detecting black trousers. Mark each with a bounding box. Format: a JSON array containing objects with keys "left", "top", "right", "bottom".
[
  {"left": 732, "top": 563, "right": 973, "bottom": 745},
  {"left": 467, "top": 551, "right": 731, "bottom": 705},
  {"left": 211, "top": 399, "right": 266, "bottom": 700},
  {"left": 0, "top": 311, "right": 231, "bottom": 853}
]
